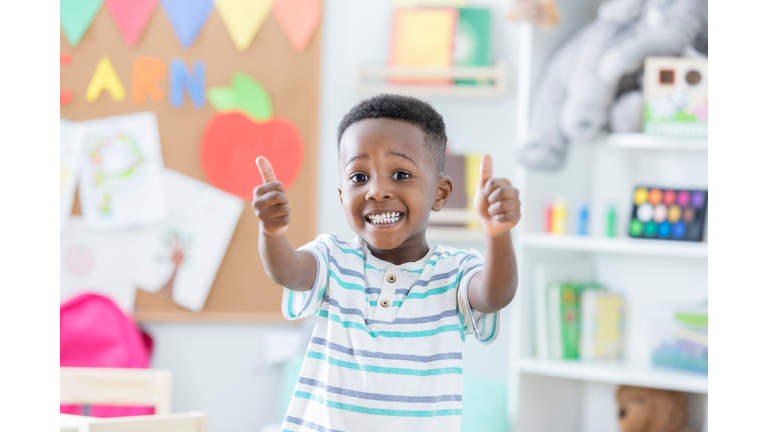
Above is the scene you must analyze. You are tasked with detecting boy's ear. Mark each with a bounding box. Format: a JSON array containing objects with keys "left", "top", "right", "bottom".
[
  {"left": 432, "top": 175, "right": 453, "bottom": 211},
  {"left": 338, "top": 186, "right": 343, "bottom": 205}
]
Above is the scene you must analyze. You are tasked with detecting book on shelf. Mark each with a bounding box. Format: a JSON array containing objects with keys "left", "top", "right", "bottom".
[
  {"left": 651, "top": 303, "right": 707, "bottom": 373},
  {"left": 548, "top": 282, "right": 604, "bottom": 360},
  {"left": 532, "top": 257, "right": 593, "bottom": 359},
  {"left": 580, "top": 290, "right": 624, "bottom": 361}
]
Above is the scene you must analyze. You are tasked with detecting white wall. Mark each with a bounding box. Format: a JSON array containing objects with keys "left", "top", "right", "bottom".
[{"left": 144, "top": 1, "right": 524, "bottom": 431}]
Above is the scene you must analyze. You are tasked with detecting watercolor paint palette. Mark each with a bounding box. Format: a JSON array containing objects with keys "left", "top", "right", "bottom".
[{"left": 629, "top": 187, "right": 708, "bottom": 242}]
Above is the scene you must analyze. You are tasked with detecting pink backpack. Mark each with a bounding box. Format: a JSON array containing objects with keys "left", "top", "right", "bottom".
[{"left": 60, "top": 293, "right": 155, "bottom": 417}]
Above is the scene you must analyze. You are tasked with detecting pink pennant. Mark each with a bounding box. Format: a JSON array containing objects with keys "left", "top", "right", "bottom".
[
  {"left": 105, "top": 0, "right": 157, "bottom": 45},
  {"left": 272, "top": 0, "right": 321, "bottom": 52}
]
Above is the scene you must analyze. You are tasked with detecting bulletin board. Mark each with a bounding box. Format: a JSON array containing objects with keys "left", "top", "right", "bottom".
[{"left": 61, "top": 5, "right": 321, "bottom": 322}]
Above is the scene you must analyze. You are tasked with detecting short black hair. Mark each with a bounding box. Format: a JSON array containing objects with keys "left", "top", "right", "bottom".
[{"left": 337, "top": 94, "right": 447, "bottom": 174}]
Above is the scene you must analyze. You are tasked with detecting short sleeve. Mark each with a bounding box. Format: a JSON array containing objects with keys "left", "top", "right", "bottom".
[
  {"left": 281, "top": 234, "right": 330, "bottom": 320},
  {"left": 457, "top": 248, "right": 501, "bottom": 344}
]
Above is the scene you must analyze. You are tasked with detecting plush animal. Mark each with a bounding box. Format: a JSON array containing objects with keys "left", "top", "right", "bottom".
[
  {"left": 616, "top": 385, "right": 693, "bottom": 432},
  {"left": 518, "top": 0, "right": 708, "bottom": 170}
]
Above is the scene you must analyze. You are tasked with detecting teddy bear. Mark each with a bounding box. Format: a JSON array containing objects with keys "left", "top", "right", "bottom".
[
  {"left": 616, "top": 385, "right": 694, "bottom": 432},
  {"left": 518, "top": 0, "right": 708, "bottom": 170}
]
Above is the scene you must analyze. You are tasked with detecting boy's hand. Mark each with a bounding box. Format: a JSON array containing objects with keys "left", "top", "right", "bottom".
[
  {"left": 253, "top": 156, "right": 290, "bottom": 235},
  {"left": 473, "top": 155, "right": 521, "bottom": 237}
]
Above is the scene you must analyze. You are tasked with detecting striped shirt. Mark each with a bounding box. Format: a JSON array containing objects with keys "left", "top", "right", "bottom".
[{"left": 280, "top": 234, "right": 500, "bottom": 432}]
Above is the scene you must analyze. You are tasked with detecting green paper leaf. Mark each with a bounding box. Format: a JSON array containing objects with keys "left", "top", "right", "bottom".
[
  {"left": 231, "top": 71, "right": 273, "bottom": 121},
  {"left": 61, "top": 0, "right": 104, "bottom": 46},
  {"left": 207, "top": 86, "right": 238, "bottom": 112}
]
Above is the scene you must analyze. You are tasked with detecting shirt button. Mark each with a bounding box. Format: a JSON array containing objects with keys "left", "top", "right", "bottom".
[
  {"left": 387, "top": 274, "right": 396, "bottom": 283},
  {"left": 380, "top": 299, "right": 390, "bottom": 308}
]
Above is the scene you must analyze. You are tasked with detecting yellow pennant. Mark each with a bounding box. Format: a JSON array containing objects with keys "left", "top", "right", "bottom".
[
  {"left": 216, "top": 0, "right": 272, "bottom": 52},
  {"left": 85, "top": 56, "right": 126, "bottom": 102}
]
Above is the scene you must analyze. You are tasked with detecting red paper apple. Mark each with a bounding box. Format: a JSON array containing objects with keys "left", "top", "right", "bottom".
[{"left": 201, "top": 72, "right": 304, "bottom": 199}]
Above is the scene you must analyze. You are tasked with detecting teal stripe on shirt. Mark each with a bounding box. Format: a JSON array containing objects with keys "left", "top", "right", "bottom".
[
  {"left": 318, "top": 310, "right": 461, "bottom": 338},
  {"left": 286, "top": 290, "right": 296, "bottom": 318},
  {"left": 305, "top": 351, "right": 462, "bottom": 376},
  {"left": 330, "top": 237, "right": 364, "bottom": 259},
  {"left": 330, "top": 270, "right": 367, "bottom": 293},
  {"left": 295, "top": 391, "right": 461, "bottom": 417},
  {"left": 481, "top": 312, "right": 498, "bottom": 342}
]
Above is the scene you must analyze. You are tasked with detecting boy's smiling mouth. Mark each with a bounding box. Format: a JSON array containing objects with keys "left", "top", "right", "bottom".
[{"left": 365, "top": 211, "right": 404, "bottom": 225}]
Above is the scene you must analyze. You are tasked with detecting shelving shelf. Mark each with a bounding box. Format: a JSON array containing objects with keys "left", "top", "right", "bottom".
[
  {"left": 517, "top": 358, "right": 708, "bottom": 394},
  {"left": 597, "top": 133, "right": 708, "bottom": 151},
  {"left": 522, "top": 233, "right": 708, "bottom": 259},
  {"left": 355, "top": 62, "right": 507, "bottom": 98}
]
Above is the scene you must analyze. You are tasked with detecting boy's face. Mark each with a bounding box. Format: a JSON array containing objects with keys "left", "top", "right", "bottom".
[{"left": 338, "top": 118, "right": 452, "bottom": 254}]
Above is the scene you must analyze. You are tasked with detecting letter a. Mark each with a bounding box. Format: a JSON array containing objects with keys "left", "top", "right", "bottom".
[{"left": 85, "top": 56, "right": 126, "bottom": 102}]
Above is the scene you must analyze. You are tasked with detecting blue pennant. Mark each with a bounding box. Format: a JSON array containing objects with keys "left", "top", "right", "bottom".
[{"left": 159, "top": 0, "right": 214, "bottom": 49}]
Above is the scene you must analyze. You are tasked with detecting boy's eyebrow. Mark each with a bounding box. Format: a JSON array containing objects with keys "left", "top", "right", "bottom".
[
  {"left": 345, "top": 154, "right": 369, "bottom": 166},
  {"left": 387, "top": 151, "right": 417, "bottom": 167}
]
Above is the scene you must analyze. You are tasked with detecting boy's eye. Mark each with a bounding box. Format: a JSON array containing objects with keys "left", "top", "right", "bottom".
[
  {"left": 393, "top": 172, "right": 410, "bottom": 181},
  {"left": 351, "top": 173, "right": 368, "bottom": 183}
]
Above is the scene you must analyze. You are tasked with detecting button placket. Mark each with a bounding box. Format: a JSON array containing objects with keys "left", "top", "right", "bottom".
[{"left": 373, "top": 267, "right": 400, "bottom": 321}]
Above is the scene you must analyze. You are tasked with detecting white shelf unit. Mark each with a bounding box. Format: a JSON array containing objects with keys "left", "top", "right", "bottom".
[
  {"left": 507, "top": 15, "right": 708, "bottom": 432},
  {"left": 523, "top": 233, "right": 708, "bottom": 259},
  {"left": 599, "top": 133, "right": 708, "bottom": 151},
  {"left": 517, "top": 358, "right": 707, "bottom": 394},
  {"left": 355, "top": 63, "right": 507, "bottom": 98}
]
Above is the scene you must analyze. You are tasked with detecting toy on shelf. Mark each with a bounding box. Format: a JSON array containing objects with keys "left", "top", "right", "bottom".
[
  {"left": 643, "top": 56, "right": 708, "bottom": 139},
  {"left": 518, "top": 0, "right": 708, "bottom": 170},
  {"left": 629, "top": 187, "right": 707, "bottom": 242},
  {"left": 616, "top": 386, "right": 693, "bottom": 432}
]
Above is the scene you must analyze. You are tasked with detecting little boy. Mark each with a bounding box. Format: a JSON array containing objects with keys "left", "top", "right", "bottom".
[{"left": 253, "top": 94, "right": 520, "bottom": 431}]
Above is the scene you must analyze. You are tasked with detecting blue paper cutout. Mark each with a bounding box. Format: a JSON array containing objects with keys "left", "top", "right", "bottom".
[
  {"left": 159, "top": 0, "right": 213, "bottom": 49},
  {"left": 170, "top": 59, "right": 206, "bottom": 109}
]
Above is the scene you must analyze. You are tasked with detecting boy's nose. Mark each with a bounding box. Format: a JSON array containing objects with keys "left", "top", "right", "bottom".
[{"left": 365, "top": 179, "right": 392, "bottom": 201}]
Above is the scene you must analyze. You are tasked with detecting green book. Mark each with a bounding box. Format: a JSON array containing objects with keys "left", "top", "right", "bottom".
[
  {"left": 453, "top": 8, "right": 492, "bottom": 85},
  {"left": 560, "top": 283, "right": 604, "bottom": 359}
]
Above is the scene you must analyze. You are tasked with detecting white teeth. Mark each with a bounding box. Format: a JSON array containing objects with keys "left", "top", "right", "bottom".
[{"left": 367, "top": 212, "right": 402, "bottom": 224}]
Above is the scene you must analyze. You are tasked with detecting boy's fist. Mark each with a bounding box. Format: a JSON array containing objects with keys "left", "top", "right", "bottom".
[
  {"left": 473, "top": 155, "right": 521, "bottom": 237},
  {"left": 253, "top": 156, "right": 290, "bottom": 235}
]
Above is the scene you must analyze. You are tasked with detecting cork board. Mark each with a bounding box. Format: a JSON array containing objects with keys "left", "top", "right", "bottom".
[{"left": 60, "top": 6, "right": 320, "bottom": 322}]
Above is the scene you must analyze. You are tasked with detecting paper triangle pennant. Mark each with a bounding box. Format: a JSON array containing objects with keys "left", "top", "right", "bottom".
[
  {"left": 61, "top": 0, "right": 104, "bottom": 46},
  {"left": 216, "top": 0, "right": 272, "bottom": 52},
  {"left": 273, "top": 0, "right": 321, "bottom": 52},
  {"left": 159, "top": 0, "right": 214, "bottom": 49},
  {"left": 104, "top": 0, "right": 157, "bottom": 45}
]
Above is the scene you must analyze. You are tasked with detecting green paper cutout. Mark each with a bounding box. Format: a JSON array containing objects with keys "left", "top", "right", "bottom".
[
  {"left": 232, "top": 71, "right": 273, "bottom": 121},
  {"left": 61, "top": 0, "right": 104, "bottom": 46},
  {"left": 206, "top": 86, "right": 238, "bottom": 112},
  {"left": 206, "top": 71, "right": 274, "bottom": 121}
]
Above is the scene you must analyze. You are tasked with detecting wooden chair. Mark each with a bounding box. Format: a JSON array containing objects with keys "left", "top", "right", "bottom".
[
  {"left": 60, "top": 368, "right": 207, "bottom": 432},
  {"left": 60, "top": 412, "right": 208, "bottom": 432},
  {"left": 60, "top": 367, "right": 172, "bottom": 415}
]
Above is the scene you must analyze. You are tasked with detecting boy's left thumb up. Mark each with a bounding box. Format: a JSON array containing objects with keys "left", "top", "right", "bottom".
[{"left": 476, "top": 155, "right": 493, "bottom": 193}]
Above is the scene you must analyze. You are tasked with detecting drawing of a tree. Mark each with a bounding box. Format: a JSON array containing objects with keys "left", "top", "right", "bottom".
[{"left": 156, "top": 230, "right": 193, "bottom": 301}]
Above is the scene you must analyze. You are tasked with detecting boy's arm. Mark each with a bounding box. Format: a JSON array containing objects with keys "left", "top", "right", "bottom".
[
  {"left": 253, "top": 157, "right": 317, "bottom": 292},
  {"left": 467, "top": 155, "right": 521, "bottom": 313}
]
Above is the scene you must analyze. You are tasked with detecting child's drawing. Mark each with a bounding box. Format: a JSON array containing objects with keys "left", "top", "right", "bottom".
[
  {"left": 155, "top": 229, "right": 194, "bottom": 300},
  {"left": 60, "top": 120, "right": 82, "bottom": 232},
  {"left": 77, "top": 112, "right": 168, "bottom": 231},
  {"left": 134, "top": 169, "right": 243, "bottom": 312},
  {"left": 60, "top": 217, "right": 143, "bottom": 312}
]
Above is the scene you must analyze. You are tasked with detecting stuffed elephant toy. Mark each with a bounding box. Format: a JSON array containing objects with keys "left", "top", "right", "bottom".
[{"left": 518, "top": 0, "right": 707, "bottom": 170}]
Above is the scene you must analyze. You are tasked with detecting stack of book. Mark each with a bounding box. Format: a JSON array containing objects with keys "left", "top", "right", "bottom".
[
  {"left": 536, "top": 281, "right": 625, "bottom": 361},
  {"left": 651, "top": 305, "right": 708, "bottom": 373}
]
